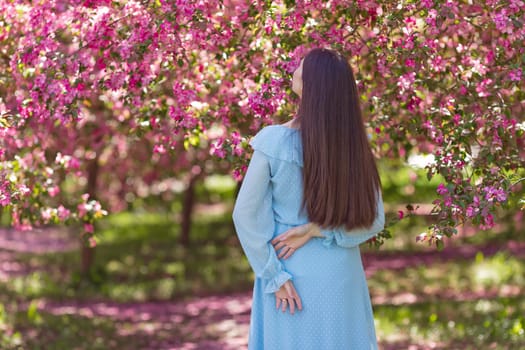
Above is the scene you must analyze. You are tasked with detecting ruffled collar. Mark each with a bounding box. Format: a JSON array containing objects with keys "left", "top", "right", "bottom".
[{"left": 250, "top": 125, "right": 304, "bottom": 167}]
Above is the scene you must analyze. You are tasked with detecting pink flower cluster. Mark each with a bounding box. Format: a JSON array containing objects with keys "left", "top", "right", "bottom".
[
  {"left": 0, "top": 0, "right": 522, "bottom": 246},
  {"left": 0, "top": 177, "right": 11, "bottom": 206}
]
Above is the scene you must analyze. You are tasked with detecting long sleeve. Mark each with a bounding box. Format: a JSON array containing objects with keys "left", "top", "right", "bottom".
[
  {"left": 320, "top": 190, "right": 385, "bottom": 249},
  {"left": 232, "top": 149, "right": 292, "bottom": 294}
]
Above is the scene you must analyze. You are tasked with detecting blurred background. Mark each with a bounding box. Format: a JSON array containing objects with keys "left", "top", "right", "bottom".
[
  {"left": 1, "top": 158, "right": 523, "bottom": 350},
  {"left": 1, "top": 0, "right": 524, "bottom": 348}
]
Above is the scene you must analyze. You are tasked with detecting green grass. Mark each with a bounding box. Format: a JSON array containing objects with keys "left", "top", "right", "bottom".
[
  {"left": 7, "top": 312, "right": 152, "bottom": 350},
  {"left": 375, "top": 296, "right": 525, "bottom": 349},
  {"left": 1, "top": 211, "right": 253, "bottom": 304},
  {"left": 368, "top": 251, "right": 524, "bottom": 301}
]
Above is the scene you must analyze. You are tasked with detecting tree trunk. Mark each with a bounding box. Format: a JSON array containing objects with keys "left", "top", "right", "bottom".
[
  {"left": 179, "top": 174, "right": 199, "bottom": 246},
  {"left": 81, "top": 156, "right": 99, "bottom": 276}
]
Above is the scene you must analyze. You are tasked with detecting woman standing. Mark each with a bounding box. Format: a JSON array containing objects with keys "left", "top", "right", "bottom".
[{"left": 232, "top": 48, "right": 384, "bottom": 349}]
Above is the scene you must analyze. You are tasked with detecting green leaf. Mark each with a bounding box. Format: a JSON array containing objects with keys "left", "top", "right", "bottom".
[{"left": 27, "top": 300, "right": 42, "bottom": 324}]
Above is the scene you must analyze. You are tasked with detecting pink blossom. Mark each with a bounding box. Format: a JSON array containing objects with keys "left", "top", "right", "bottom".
[
  {"left": 232, "top": 168, "right": 243, "bottom": 181},
  {"left": 230, "top": 131, "right": 242, "bottom": 146},
  {"left": 232, "top": 145, "right": 244, "bottom": 156},
  {"left": 437, "top": 183, "right": 448, "bottom": 195},
  {"left": 480, "top": 213, "right": 494, "bottom": 230},
  {"left": 0, "top": 180, "right": 11, "bottom": 206},
  {"left": 476, "top": 79, "right": 493, "bottom": 97},
  {"left": 485, "top": 50, "right": 495, "bottom": 65},
  {"left": 483, "top": 186, "right": 507, "bottom": 202},
  {"left": 509, "top": 0, "right": 525, "bottom": 11},
  {"left": 425, "top": 9, "right": 438, "bottom": 26},
  {"left": 84, "top": 223, "right": 94, "bottom": 233},
  {"left": 78, "top": 203, "right": 88, "bottom": 218},
  {"left": 429, "top": 55, "right": 445, "bottom": 72},
  {"left": 421, "top": 0, "right": 434, "bottom": 8},
  {"left": 397, "top": 72, "right": 415, "bottom": 94},
  {"left": 465, "top": 206, "right": 474, "bottom": 217},
  {"left": 210, "top": 139, "right": 226, "bottom": 158},
  {"left": 41, "top": 208, "right": 53, "bottom": 221},
  {"left": 48, "top": 186, "right": 60, "bottom": 197},
  {"left": 57, "top": 205, "right": 71, "bottom": 220},
  {"left": 18, "top": 184, "right": 31, "bottom": 197},
  {"left": 493, "top": 10, "right": 512, "bottom": 34},
  {"left": 509, "top": 69, "right": 522, "bottom": 82},
  {"left": 153, "top": 144, "right": 167, "bottom": 154}
]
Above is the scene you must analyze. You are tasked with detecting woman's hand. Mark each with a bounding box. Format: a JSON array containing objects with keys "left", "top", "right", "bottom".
[
  {"left": 275, "top": 280, "right": 302, "bottom": 314},
  {"left": 271, "top": 223, "right": 322, "bottom": 259}
]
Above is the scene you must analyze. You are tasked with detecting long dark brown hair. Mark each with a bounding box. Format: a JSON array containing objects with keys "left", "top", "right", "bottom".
[{"left": 292, "top": 48, "right": 381, "bottom": 231}]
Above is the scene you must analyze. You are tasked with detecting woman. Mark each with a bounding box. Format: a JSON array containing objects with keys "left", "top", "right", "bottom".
[{"left": 232, "top": 48, "right": 385, "bottom": 349}]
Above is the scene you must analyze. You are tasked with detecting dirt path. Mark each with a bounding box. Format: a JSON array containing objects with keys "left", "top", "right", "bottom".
[{"left": 34, "top": 292, "right": 253, "bottom": 350}]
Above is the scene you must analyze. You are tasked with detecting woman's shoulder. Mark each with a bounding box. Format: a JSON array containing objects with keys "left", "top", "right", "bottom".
[
  {"left": 251, "top": 124, "right": 298, "bottom": 141},
  {"left": 249, "top": 124, "right": 302, "bottom": 166}
]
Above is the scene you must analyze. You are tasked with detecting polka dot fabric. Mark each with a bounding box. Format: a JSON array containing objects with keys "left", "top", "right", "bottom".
[{"left": 232, "top": 125, "right": 383, "bottom": 350}]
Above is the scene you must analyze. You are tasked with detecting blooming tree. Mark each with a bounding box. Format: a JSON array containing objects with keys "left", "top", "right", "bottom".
[{"left": 0, "top": 0, "right": 523, "bottom": 250}]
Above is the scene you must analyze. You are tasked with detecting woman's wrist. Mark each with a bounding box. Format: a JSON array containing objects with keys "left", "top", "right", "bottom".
[{"left": 309, "top": 223, "right": 324, "bottom": 238}]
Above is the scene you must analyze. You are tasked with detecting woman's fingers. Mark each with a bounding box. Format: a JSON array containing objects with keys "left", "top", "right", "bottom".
[
  {"left": 272, "top": 226, "right": 303, "bottom": 244},
  {"left": 277, "top": 246, "right": 291, "bottom": 258},
  {"left": 294, "top": 292, "right": 303, "bottom": 311},
  {"left": 271, "top": 231, "right": 291, "bottom": 245},
  {"left": 287, "top": 284, "right": 303, "bottom": 311},
  {"left": 288, "top": 297, "right": 295, "bottom": 314},
  {"left": 282, "top": 247, "right": 295, "bottom": 259},
  {"left": 281, "top": 299, "right": 287, "bottom": 312},
  {"left": 273, "top": 240, "right": 287, "bottom": 251},
  {"left": 271, "top": 235, "right": 283, "bottom": 245}
]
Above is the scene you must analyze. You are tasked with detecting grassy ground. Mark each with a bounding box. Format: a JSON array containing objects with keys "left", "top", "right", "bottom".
[
  {"left": 1, "top": 210, "right": 524, "bottom": 349},
  {"left": 0, "top": 160, "right": 523, "bottom": 349}
]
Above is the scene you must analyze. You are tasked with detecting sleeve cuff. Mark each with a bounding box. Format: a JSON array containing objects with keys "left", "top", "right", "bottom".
[
  {"left": 258, "top": 247, "right": 293, "bottom": 293},
  {"left": 263, "top": 270, "right": 293, "bottom": 294}
]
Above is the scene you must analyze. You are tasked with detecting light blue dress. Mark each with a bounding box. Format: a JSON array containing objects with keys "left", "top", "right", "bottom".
[{"left": 232, "top": 124, "right": 385, "bottom": 350}]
